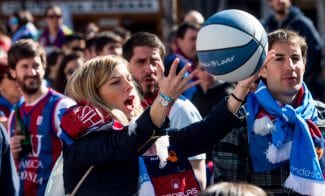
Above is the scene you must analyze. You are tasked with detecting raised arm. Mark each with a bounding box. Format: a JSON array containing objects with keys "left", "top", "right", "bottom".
[
  {"left": 149, "top": 58, "right": 200, "bottom": 127},
  {"left": 227, "top": 50, "right": 276, "bottom": 113}
]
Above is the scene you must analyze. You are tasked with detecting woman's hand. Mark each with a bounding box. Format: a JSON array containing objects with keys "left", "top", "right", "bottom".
[
  {"left": 149, "top": 58, "right": 200, "bottom": 127},
  {"left": 156, "top": 58, "right": 201, "bottom": 100}
]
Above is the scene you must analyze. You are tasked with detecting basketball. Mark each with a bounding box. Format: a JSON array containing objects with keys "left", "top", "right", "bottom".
[{"left": 196, "top": 9, "right": 268, "bottom": 82}]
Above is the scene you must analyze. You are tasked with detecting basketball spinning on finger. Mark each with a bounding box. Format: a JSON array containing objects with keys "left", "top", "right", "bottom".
[{"left": 196, "top": 9, "right": 268, "bottom": 82}]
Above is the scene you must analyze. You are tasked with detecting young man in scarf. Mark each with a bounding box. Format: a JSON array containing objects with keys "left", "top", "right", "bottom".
[{"left": 213, "top": 29, "right": 325, "bottom": 195}]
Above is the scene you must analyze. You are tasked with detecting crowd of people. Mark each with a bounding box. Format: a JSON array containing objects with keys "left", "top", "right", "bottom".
[{"left": 1, "top": 0, "right": 325, "bottom": 195}]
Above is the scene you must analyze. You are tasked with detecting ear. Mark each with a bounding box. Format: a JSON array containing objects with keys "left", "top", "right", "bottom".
[
  {"left": 10, "top": 69, "right": 17, "bottom": 79},
  {"left": 175, "top": 37, "right": 181, "bottom": 45},
  {"left": 260, "top": 65, "right": 267, "bottom": 78}
]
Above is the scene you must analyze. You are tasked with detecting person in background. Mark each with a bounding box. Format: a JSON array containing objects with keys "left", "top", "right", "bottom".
[
  {"left": 52, "top": 51, "right": 83, "bottom": 94},
  {"left": 164, "top": 22, "right": 201, "bottom": 99},
  {"left": 44, "top": 48, "right": 65, "bottom": 86},
  {"left": 84, "top": 22, "right": 99, "bottom": 40},
  {"left": 0, "top": 123, "right": 19, "bottom": 196},
  {"left": 112, "top": 26, "right": 132, "bottom": 44},
  {"left": 0, "top": 63, "right": 22, "bottom": 129},
  {"left": 262, "top": 0, "right": 323, "bottom": 98},
  {"left": 192, "top": 64, "right": 234, "bottom": 118},
  {"left": 213, "top": 29, "right": 325, "bottom": 195},
  {"left": 39, "top": 4, "right": 73, "bottom": 53},
  {"left": 8, "top": 10, "right": 38, "bottom": 43},
  {"left": 83, "top": 36, "right": 97, "bottom": 61},
  {"left": 165, "top": 26, "right": 178, "bottom": 56},
  {"left": 95, "top": 31, "right": 123, "bottom": 56},
  {"left": 7, "top": 39, "right": 76, "bottom": 196},
  {"left": 183, "top": 10, "right": 205, "bottom": 25},
  {"left": 61, "top": 33, "right": 86, "bottom": 54},
  {"left": 0, "top": 30, "right": 11, "bottom": 53},
  {"left": 123, "top": 32, "right": 207, "bottom": 189}
]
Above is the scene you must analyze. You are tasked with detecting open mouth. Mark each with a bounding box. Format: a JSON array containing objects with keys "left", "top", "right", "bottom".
[{"left": 124, "top": 95, "right": 135, "bottom": 110}]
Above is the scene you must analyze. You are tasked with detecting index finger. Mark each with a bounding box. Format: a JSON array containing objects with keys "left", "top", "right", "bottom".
[
  {"left": 167, "top": 58, "right": 180, "bottom": 77},
  {"left": 13, "top": 135, "right": 26, "bottom": 140},
  {"left": 156, "top": 60, "right": 165, "bottom": 81}
]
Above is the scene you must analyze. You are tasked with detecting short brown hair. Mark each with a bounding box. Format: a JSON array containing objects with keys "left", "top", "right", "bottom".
[
  {"left": 268, "top": 29, "right": 307, "bottom": 63},
  {"left": 8, "top": 39, "right": 46, "bottom": 69},
  {"left": 122, "top": 32, "right": 166, "bottom": 61}
]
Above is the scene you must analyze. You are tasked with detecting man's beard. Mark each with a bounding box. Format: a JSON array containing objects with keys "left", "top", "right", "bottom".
[
  {"left": 142, "top": 82, "right": 159, "bottom": 98},
  {"left": 273, "top": 4, "right": 288, "bottom": 16},
  {"left": 275, "top": 9, "right": 286, "bottom": 15},
  {"left": 133, "top": 76, "right": 159, "bottom": 98},
  {"left": 17, "top": 77, "right": 41, "bottom": 95}
]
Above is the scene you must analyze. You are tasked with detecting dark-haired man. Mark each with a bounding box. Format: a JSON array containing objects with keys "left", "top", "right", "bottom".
[
  {"left": 123, "top": 32, "right": 207, "bottom": 192},
  {"left": 164, "top": 22, "right": 201, "bottom": 99},
  {"left": 8, "top": 39, "right": 75, "bottom": 195}
]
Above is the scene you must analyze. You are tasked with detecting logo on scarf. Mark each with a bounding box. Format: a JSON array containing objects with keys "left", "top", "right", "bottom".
[{"left": 170, "top": 179, "right": 181, "bottom": 190}]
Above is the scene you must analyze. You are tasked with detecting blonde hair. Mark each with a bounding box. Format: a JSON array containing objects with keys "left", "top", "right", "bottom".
[
  {"left": 65, "top": 55, "right": 143, "bottom": 125},
  {"left": 199, "top": 182, "right": 267, "bottom": 196}
]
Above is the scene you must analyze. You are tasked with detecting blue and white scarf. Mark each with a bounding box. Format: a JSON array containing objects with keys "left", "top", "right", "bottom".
[{"left": 246, "top": 81, "right": 325, "bottom": 195}]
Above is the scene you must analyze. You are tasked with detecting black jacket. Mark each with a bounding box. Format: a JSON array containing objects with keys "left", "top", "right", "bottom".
[{"left": 63, "top": 99, "right": 238, "bottom": 195}]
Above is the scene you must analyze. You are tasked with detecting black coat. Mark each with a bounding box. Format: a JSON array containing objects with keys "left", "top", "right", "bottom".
[{"left": 63, "top": 99, "right": 238, "bottom": 195}]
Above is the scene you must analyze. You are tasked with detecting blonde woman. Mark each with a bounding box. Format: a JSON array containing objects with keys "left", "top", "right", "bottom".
[{"left": 59, "top": 55, "right": 258, "bottom": 195}]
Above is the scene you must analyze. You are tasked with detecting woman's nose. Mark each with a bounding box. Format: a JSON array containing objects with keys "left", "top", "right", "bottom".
[{"left": 124, "top": 79, "right": 133, "bottom": 92}]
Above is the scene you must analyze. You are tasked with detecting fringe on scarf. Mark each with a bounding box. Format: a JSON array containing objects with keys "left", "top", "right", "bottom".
[{"left": 284, "top": 173, "right": 325, "bottom": 195}]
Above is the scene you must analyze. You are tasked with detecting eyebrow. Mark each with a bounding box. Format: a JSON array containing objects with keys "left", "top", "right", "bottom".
[
  {"left": 135, "top": 58, "right": 146, "bottom": 61},
  {"left": 275, "top": 53, "right": 285, "bottom": 57},
  {"left": 275, "top": 53, "right": 300, "bottom": 57}
]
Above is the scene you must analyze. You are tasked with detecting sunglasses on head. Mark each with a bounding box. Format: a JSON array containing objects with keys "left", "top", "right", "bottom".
[{"left": 47, "top": 14, "right": 62, "bottom": 19}]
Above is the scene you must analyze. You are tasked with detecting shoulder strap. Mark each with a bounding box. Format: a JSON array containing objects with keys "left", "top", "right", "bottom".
[{"left": 67, "top": 166, "right": 94, "bottom": 196}]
